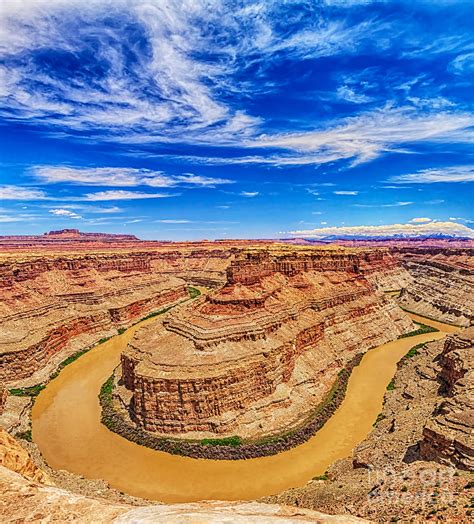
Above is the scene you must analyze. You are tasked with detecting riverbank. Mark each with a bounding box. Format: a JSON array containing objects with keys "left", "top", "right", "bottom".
[
  {"left": 99, "top": 353, "right": 363, "bottom": 460},
  {"left": 30, "top": 311, "right": 453, "bottom": 502},
  {"left": 264, "top": 325, "right": 471, "bottom": 523},
  {"left": 3, "top": 292, "right": 199, "bottom": 442}
]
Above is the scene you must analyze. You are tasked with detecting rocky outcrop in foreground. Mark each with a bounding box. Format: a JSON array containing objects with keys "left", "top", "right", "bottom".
[
  {"left": 265, "top": 328, "right": 473, "bottom": 523},
  {"left": 420, "top": 327, "right": 474, "bottom": 469}
]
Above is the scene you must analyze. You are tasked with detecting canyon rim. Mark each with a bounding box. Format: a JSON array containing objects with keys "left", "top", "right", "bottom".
[{"left": 1, "top": 1, "right": 474, "bottom": 522}]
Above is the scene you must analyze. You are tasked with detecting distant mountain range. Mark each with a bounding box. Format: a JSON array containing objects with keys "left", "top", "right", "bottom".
[{"left": 314, "top": 233, "right": 473, "bottom": 241}]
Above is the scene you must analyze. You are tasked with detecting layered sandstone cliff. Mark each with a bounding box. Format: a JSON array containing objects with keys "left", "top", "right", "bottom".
[
  {"left": 420, "top": 327, "right": 474, "bottom": 469},
  {"left": 119, "top": 247, "right": 413, "bottom": 441},
  {"left": 0, "top": 244, "right": 236, "bottom": 383},
  {"left": 266, "top": 327, "right": 473, "bottom": 523},
  {"left": 397, "top": 248, "right": 473, "bottom": 326}
]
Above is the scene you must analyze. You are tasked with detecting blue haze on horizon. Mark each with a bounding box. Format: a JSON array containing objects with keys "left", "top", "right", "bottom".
[{"left": 0, "top": 0, "right": 473, "bottom": 240}]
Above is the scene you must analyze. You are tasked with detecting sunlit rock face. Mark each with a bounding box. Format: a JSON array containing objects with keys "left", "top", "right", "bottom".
[
  {"left": 420, "top": 327, "right": 474, "bottom": 470},
  {"left": 0, "top": 238, "right": 236, "bottom": 383},
  {"left": 397, "top": 248, "right": 474, "bottom": 326},
  {"left": 120, "top": 247, "right": 413, "bottom": 439}
]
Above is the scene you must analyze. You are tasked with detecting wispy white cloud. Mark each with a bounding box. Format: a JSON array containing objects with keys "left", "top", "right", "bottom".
[
  {"left": 425, "top": 199, "right": 445, "bottom": 205},
  {"left": 1, "top": 0, "right": 470, "bottom": 166},
  {"left": 390, "top": 165, "right": 474, "bottom": 184},
  {"left": 289, "top": 221, "right": 474, "bottom": 239},
  {"left": 0, "top": 185, "right": 177, "bottom": 202},
  {"left": 240, "top": 191, "right": 259, "bottom": 197},
  {"left": 1, "top": 0, "right": 388, "bottom": 144},
  {"left": 449, "top": 216, "right": 473, "bottom": 223},
  {"left": 353, "top": 201, "right": 413, "bottom": 208},
  {"left": 334, "top": 190, "right": 359, "bottom": 195},
  {"left": 336, "top": 85, "right": 373, "bottom": 104},
  {"left": 252, "top": 106, "right": 474, "bottom": 166},
  {"left": 155, "top": 219, "right": 191, "bottom": 224},
  {"left": 49, "top": 208, "right": 82, "bottom": 219},
  {"left": 33, "top": 166, "right": 233, "bottom": 188},
  {"left": 0, "top": 214, "right": 28, "bottom": 222},
  {"left": 81, "top": 190, "right": 177, "bottom": 201},
  {"left": 449, "top": 52, "right": 474, "bottom": 75},
  {"left": 0, "top": 185, "right": 48, "bottom": 200}
]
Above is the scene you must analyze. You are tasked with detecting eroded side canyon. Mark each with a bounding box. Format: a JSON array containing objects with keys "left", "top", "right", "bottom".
[{"left": 397, "top": 247, "right": 474, "bottom": 326}]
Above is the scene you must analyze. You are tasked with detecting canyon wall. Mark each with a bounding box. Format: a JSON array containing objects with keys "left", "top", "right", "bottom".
[
  {"left": 420, "top": 327, "right": 473, "bottom": 469},
  {"left": 266, "top": 326, "right": 473, "bottom": 523},
  {"left": 397, "top": 248, "right": 474, "bottom": 326},
  {"left": 0, "top": 245, "right": 233, "bottom": 383},
  {"left": 119, "top": 247, "right": 413, "bottom": 441}
]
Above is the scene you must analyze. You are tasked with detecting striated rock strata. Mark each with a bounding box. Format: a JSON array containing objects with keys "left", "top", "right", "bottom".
[
  {"left": 398, "top": 248, "right": 474, "bottom": 326},
  {"left": 420, "top": 327, "right": 474, "bottom": 469},
  {"left": 266, "top": 328, "right": 473, "bottom": 523},
  {"left": 0, "top": 244, "right": 236, "bottom": 383},
  {"left": 119, "top": 247, "right": 413, "bottom": 442}
]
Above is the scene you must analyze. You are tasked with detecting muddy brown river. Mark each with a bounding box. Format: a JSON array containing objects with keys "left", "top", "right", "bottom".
[{"left": 32, "top": 312, "right": 458, "bottom": 502}]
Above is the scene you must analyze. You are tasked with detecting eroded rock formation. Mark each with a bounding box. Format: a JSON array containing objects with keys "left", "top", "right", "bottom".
[
  {"left": 0, "top": 243, "right": 235, "bottom": 383},
  {"left": 420, "top": 327, "right": 474, "bottom": 469},
  {"left": 398, "top": 248, "right": 474, "bottom": 326},
  {"left": 119, "top": 247, "right": 413, "bottom": 441}
]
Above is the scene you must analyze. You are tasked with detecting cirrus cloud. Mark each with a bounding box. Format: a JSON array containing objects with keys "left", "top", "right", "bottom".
[
  {"left": 0, "top": 186, "right": 48, "bottom": 200},
  {"left": 390, "top": 165, "right": 474, "bottom": 184},
  {"left": 81, "top": 190, "right": 177, "bottom": 201},
  {"left": 32, "top": 166, "right": 233, "bottom": 188}
]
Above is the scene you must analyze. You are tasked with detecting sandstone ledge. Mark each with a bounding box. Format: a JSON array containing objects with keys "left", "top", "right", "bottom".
[
  {"left": 0, "top": 465, "right": 370, "bottom": 523},
  {"left": 100, "top": 354, "right": 363, "bottom": 460},
  {"left": 265, "top": 329, "right": 473, "bottom": 523}
]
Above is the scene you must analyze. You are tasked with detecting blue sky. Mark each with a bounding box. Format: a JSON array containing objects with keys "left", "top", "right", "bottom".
[{"left": 0, "top": 0, "right": 473, "bottom": 240}]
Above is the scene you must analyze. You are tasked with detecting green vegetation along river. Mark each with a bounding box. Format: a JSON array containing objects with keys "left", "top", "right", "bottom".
[{"left": 32, "top": 312, "right": 458, "bottom": 502}]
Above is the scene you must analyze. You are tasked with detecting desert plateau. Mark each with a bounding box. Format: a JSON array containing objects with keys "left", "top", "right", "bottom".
[
  {"left": 0, "top": 230, "right": 472, "bottom": 522},
  {"left": 1, "top": 1, "right": 474, "bottom": 522}
]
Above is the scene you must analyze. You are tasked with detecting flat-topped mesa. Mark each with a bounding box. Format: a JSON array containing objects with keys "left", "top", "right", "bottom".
[{"left": 119, "top": 247, "right": 414, "bottom": 440}]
